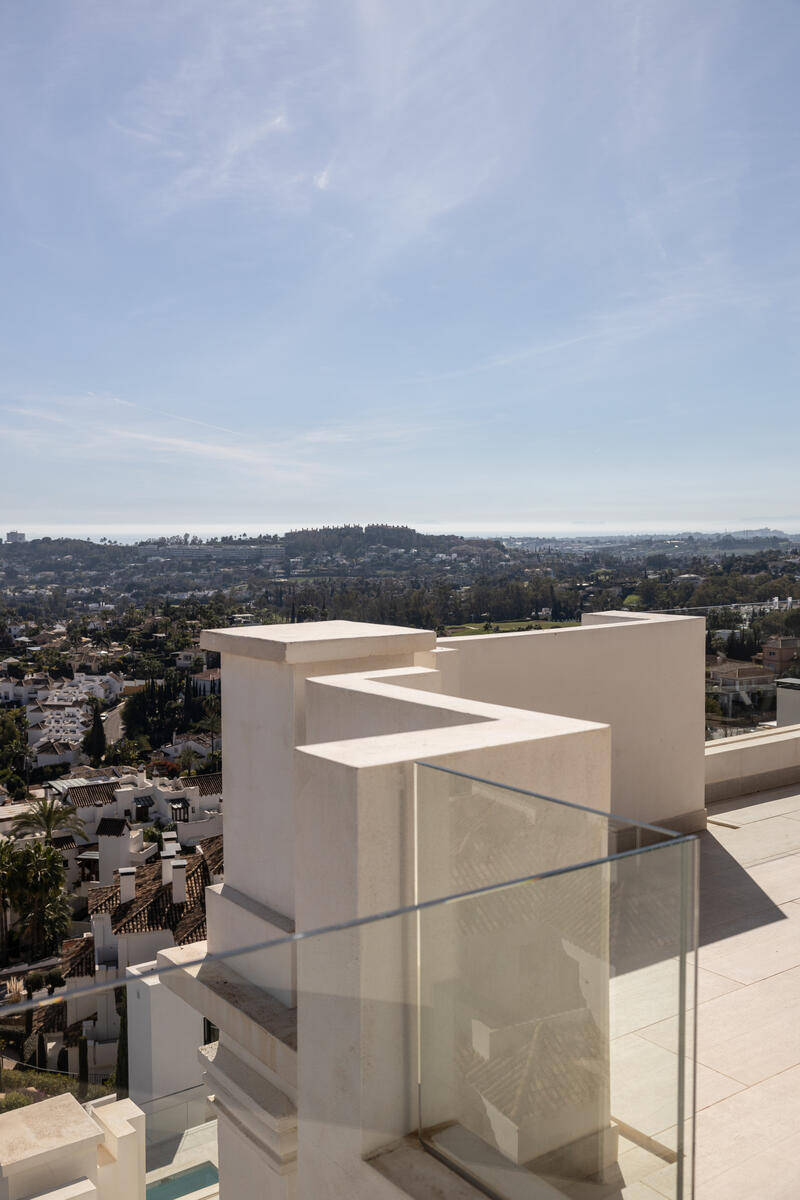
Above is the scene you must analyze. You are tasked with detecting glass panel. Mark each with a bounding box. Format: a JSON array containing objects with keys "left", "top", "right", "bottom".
[
  {"left": 416, "top": 763, "right": 698, "bottom": 1199},
  {"left": 1, "top": 803, "right": 696, "bottom": 1200}
]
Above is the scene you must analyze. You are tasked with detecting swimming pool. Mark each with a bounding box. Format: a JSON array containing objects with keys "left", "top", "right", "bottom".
[{"left": 146, "top": 1161, "right": 219, "bottom": 1200}]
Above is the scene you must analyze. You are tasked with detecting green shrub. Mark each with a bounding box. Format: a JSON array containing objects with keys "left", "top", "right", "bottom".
[
  {"left": 24, "top": 972, "right": 44, "bottom": 996},
  {"left": 44, "top": 970, "right": 65, "bottom": 994},
  {"left": 0, "top": 1092, "right": 33, "bottom": 1112}
]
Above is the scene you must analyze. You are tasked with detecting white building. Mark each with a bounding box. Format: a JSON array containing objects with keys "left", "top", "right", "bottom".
[
  {"left": 0, "top": 1093, "right": 144, "bottom": 1200},
  {"left": 60, "top": 770, "right": 223, "bottom": 849},
  {"left": 11, "top": 612, "right": 800, "bottom": 1199},
  {"left": 156, "top": 614, "right": 706, "bottom": 1199}
]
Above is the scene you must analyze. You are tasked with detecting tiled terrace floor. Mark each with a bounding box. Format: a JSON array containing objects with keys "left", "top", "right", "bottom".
[
  {"left": 687, "top": 782, "right": 800, "bottom": 1199},
  {"left": 380, "top": 787, "right": 800, "bottom": 1200},
  {"left": 640, "top": 782, "right": 800, "bottom": 1199}
]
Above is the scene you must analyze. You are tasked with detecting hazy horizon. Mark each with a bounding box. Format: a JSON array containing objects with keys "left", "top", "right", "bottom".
[{"left": 8, "top": 519, "right": 800, "bottom": 544}]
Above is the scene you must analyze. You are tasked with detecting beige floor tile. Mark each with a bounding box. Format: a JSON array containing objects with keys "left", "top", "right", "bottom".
[
  {"left": 707, "top": 817, "right": 800, "bottom": 868},
  {"left": 611, "top": 960, "right": 682, "bottom": 1040},
  {"left": 696, "top": 900, "right": 800, "bottom": 984},
  {"left": 691, "top": 966, "right": 800, "bottom": 1085},
  {"left": 748, "top": 853, "right": 800, "bottom": 905},
  {"left": 611, "top": 963, "right": 741, "bottom": 1043},
  {"left": 638, "top": 1161, "right": 678, "bottom": 1199},
  {"left": 696, "top": 1128, "right": 800, "bottom": 1200},
  {"left": 611, "top": 1035, "right": 744, "bottom": 1137},
  {"left": 694, "top": 967, "right": 744, "bottom": 1006},
  {"left": 661, "top": 1063, "right": 800, "bottom": 1183},
  {"left": 708, "top": 787, "right": 800, "bottom": 826},
  {"left": 639, "top": 963, "right": 800, "bottom": 1062}
]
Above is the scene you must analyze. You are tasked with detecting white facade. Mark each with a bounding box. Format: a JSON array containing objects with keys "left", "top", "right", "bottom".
[
  {"left": 159, "top": 613, "right": 705, "bottom": 1200},
  {"left": 0, "top": 1093, "right": 145, "bottom": 1200},
  {"left": 777, "top": 678, "right": 800, "bottom": 727},
  {"left": 65, "top": 772, "right": 222, "bottom": 846},
  {"left": 126, "top": 961, "right": 207, "bottom": 1105}
]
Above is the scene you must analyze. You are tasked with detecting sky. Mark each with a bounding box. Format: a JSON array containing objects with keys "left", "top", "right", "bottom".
[{"left": 2, "top": 0, "right": 799, "bottom": 537}]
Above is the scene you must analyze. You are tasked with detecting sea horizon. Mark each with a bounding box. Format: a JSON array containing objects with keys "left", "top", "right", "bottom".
[{"left": 5, "top": 521, "right": 800, "bottom": 543}]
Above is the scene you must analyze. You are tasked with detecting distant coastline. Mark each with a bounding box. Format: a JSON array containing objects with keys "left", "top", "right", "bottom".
[{"left": 5, "top": 522, "right": 800, "bottom": 543}]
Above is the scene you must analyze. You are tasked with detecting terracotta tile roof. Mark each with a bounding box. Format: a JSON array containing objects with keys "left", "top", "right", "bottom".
[
  {"left": 22, "top": 1002, "right": 67, "bottom": 1060},
  {"left": 67, "top": 780, "right": 123, "bottom": 807},
  {"left": 96, "top": 817, "right": 129, "bottom": 838},
  {"left": 88, "top": 834, "right": 223, "bottom": 945},
  {"left": 52, "top": 834, "right": 78, "bottom": 850},
  {"left": 62, "top": 936, "right": 95, "bottom": 979},
  {"left": 181, "top": 772, "right": 222, "bottom": 797}
]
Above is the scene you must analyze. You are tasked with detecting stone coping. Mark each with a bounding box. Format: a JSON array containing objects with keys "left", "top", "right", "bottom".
[{"left": 200, "top": 620, "right": 435, "bottom": 664}]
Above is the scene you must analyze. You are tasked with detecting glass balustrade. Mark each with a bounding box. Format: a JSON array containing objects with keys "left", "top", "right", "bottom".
[{"left": 0, "top": 768, "right": 697, "bottom": 1200}]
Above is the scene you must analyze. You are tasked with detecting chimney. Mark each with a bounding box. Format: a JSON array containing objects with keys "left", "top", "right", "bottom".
[
  {"left": 171, "top": 859, "right": 187, "bottom": 904},
  {"left": 161, "top": 848, "right": 176, "bottom": 885},
  {"left": 119, "top": 867, "right": 136, "bottom": 904}
]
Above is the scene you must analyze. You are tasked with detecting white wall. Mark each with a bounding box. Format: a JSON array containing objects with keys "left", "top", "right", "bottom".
[
  {"left": 175, "top": 617, "right": 697, "bottom": 1200},
  {"left": 432, "top": 611, "right": 705, "bottom": 829},
  {"left": 127, "top": 962, "right": 206, "bottom": 1105},
  {"left": 777, "top": 683, "right": 800, "bottom": 728},
  {"left": 203, "top": 622, "right": 434, "bottom": 925},
  {"left": 98, "top": 830, "right": 130, "bottom": 886},
  {"left": 0, "top": 1094, "right": 144, "bottom": 1200},
  {"left": 706, "top": 724, "right": 800, "bottom": 802},
  {"left": 177, "top": 812, "right": 222, "bottom": 845}
]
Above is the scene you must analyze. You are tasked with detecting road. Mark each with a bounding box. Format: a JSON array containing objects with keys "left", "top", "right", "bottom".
[{"left": 102, "top": 702, "right": 125, "bottom": 744}]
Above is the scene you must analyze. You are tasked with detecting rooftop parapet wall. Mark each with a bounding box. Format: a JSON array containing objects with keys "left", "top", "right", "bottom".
[
  {"left": 432, "top": 611, "right": 706, "bottom": 831},
  {"left": 200, "top": 621, "right": 436, "bottom": 922},
  {"left": 297, "top": 666, "right": 611, "bottom": 926},
  {"left": 706, "top": 723, "right": 800, "bottom": 803},
  {"left": 191, "top": 619, "right": 616, "bottom": 1200}
]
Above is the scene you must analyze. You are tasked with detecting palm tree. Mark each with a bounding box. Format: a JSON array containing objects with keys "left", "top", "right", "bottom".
[
  {"left": 177, "top": 746, "right": 200, "bottom": 776},
  {"left": 198, "top": 695, "right": 221, "bottom": 755},
  {"left": 0, "top": 840, "right": 17, "bottom": 966},
  {"left": 40, "top": 892, "right": 72, "bottom": 956},
  {"left": 11, "top": 843, "right": 66, "bottom": 961},
  {"left": 10, "top": 798, "right": 87, "bottom": 845}
]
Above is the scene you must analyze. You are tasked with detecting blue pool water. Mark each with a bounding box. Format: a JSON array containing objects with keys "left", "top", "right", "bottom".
[{"left": 146, "top": 1162, "right": 219, "bottom": 1200}]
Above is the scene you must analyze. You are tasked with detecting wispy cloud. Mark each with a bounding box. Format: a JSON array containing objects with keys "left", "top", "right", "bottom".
[
  {"left": 0, "top": 394, "right": 420, "bottom": 490},
  {"left": 3, "top": 1, "right": 800, "bottom": 529}
]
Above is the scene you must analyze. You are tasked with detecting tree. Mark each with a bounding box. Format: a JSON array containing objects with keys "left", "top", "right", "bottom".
[
  {"left": 0, "top": 709, "right": 29, "bottom": 801},
  {"left": 10, "top": 797, "right": 86, "bottom": 845},
  {"left": 177, "top": 746, "right": 200, "bottom": 775},
  {"left": 115, "top": 990, "right": 128, "bottom": 1094},
  {"left": 0, "top": 840, "right": 16, "bottom": 966},
  {"left": 10, "top": 843, "right": 65, "bottom": 961},
  {"left": 82, "top": 700, "right": 106, "bottom": 766},
  {"left": 24, "top": 972, "right": 44, "bottom": 998},
  {"left": 45, "top": 969, "right": 65, "bottom": 995},
  {"left": 103, "top": 738, "right": 139, "bottom": 767},
  {"left": 40, "top": 893, "right": 71, "bottom": 956},
  {"left": 78, "top": 1036, "right": 88, "bottom": 1098},
  {"left": 197, "top": 695, "right": 221, "bottom": 755}
]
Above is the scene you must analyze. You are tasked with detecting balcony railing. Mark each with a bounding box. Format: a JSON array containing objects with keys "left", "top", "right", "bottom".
[{"left": 0, "top": 767, "right": 698, "bottom": 1200}]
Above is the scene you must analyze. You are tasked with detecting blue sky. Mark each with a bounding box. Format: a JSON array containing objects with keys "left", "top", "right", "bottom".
[{"left": 2, "top": 1, "right": 799, "bottom": 536}]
